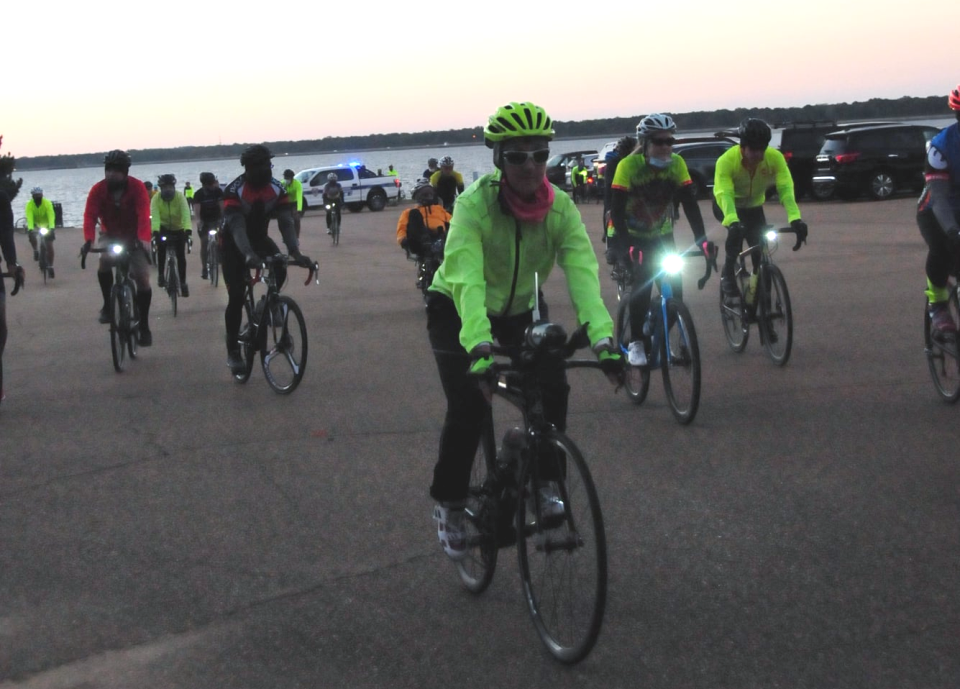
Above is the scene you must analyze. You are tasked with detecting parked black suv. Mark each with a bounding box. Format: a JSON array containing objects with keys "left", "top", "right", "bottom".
[
  {"left": 812, "top": 123, "right": 940, "bottom": 200},
  {"left": 777, "top": 120, "right": 841, "bottom": 199},
  {"left": 672, "top": 136, "right": 736, "bottom": 199}
]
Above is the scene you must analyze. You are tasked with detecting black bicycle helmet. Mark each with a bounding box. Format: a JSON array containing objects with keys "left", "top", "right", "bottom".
[
  {"left": 199, "top": 171, "right": 217, "bottom": 184},
  {"left": 157, "top": 173, "right": 177, "bottom": 186},
  {"left": 616, "top": 135, "right": 637, "bottom": 155},
  {"left": 103, "top": 149, "right": 132, "bottom": 171},
  {"left": 240, "top": 144, "right": 273, "bottom": 167},
  {"left": 283, "top": 168, "right": 294, "bottom": 179},
  {"left": 738, "top": 118, "right": 772, "bottom": 149}
]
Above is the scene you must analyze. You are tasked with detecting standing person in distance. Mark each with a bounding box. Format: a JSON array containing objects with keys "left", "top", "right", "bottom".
[
  {"left": 713, "top": 118, "right": 808, "bottom": 298},
  {"left": 918, "top": 84, "right": 960, "bottom": 333},
  {"left": 151, "top": 174, "right": 192, "bottom": 296},
  {"left": 220, "top": 144, "right": 311, "bottom": 375},
  {"left": 423, "top": 157, "right": 440, "bottom": 180},
  {"left": 82, "top": 149, "right": 154, "bottom": 346},
  {"left": 429, "top": 156, "right": 465, "bottom": 213},
  {"left": 281, "top": 169, "right": 304, "bottom": 239},
  {"left": 193, "top": 172, "right": 223, "bottom": 281},
  {"left": 424, "top": 101, "right": 622, "bottom": 560},
  {"left": 25, "top": 186, "right": 57, "bottom": 276}
]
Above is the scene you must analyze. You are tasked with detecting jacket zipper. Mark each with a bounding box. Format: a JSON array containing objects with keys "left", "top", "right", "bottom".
[{"left": 499, "top": 218, "right": 522, "bottom": 316}]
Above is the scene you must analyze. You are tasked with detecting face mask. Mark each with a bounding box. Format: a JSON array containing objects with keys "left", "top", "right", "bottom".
[
  {"left": 161, "top": 189, "right": 175, "bottom": 201},
  {"left": 245, "top": 168, "right": 272, "bottom": 187},
  {"left": 647, "top": 155, "right": 671, "bottom": 169}
]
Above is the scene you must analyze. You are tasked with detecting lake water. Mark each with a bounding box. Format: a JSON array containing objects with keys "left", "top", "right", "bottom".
[{"left": 13, "top": 118, "right": 955, "bottom": 228}]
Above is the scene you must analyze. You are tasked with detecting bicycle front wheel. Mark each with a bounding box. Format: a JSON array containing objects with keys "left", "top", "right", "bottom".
[
  {"left": 167, "top": 260, "right": 179, "bottom": 317},
  {"left": 331, "top": 215, "right": 340, "bottom": 246},
  {"left": 260, "top": 295, "right": 308, "bottom": 394},
  {"left": 661, "top": 298, "right": 701, "bottom": 425},
  {"left": 456, "top": 414, "right": 499, "bottom": 593},
  {"left": 39, "top": 243, "right": 48, "bottom": 284},
  {"left": 616, "top": 293, "right": 650, "bottom": 404},
  {"left": 517, "top": 431, "right": 607, "bottom": 664},
  {"left": 234, "top": 298, "right": 257, "bottom": 384},
  {"left": 109, "top": 285, "right": 127, "bottom": 373},
  {"left": 925, "top": 290, "right": 960, "bottom": 402},
  {"left": 758, "top": 264, "right": 793, "bottom": 366},
  {"left": 720, "top": 284, "right": 749, "bottom": 352},
  {"left": 125, "top": 283, "right": 139, "bottom": 360},
  {"left": 209, "top": 247, "right": 219, "bottom": 288}
]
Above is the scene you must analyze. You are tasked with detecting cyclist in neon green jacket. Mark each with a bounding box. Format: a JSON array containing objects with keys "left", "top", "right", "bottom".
[
  {"left": 425, "top": 101, "right": 622, "bottom": 560},
  {"left": 25, "top": 187, "right": 57, "bottom": 275},
  {"left": 713, "top": 118, "right": 808, "bottom": 295},
  {"left": 151, "top": 174, "right": 193, "bottom": 296}
]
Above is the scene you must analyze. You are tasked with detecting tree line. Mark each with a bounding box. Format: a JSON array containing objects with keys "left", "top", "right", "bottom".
[{"left": 11, "top": 95, "right": 947, "bottom": 172}]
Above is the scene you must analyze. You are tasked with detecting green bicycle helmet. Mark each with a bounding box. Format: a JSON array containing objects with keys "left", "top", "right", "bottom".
[{"left": 484, "top": 101, "right": 555, "bottom": 148}]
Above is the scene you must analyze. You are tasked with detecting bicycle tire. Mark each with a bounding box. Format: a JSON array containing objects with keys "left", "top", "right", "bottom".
[
  {"left": 516, "top": 430, "right": 607, "bottom": 664},
  {"left": 109, "top": 285, "right": 126, "bottom": 372},
  {"left": 661, "top": 298, "right": 701, "bottom": 425},
  {"left": 39, "top": 242, "right": 48, "bottom": 284},
  {"left": 331, "top": 215, "right": 340, "bottom": 246},
  {"left": 260, "top": 295, "right": 308, "bottom": 394},
  {"left": 616, "top": 293, "right": 650, "bottom": 404},
  {"left": 720, "top": 281, "right": 749, "bottom": 353},
  {"left": 758, "top": 264, "right": 793, "bottom": 366},
  {"left": 167, "top": 258, "right": 179, "bottom": 317},
  {"left": 233, "top": 298, "right": 258, "bottom": 384},
  {"left": 456, "top": 415, "right": 500, "bottom": 593},
  {"left": 125, "top": 283, "right": 139, "bottom": 360},
  {"left": 209, "top": 247, "right": 219, "bottom": 288},
  {"left": 925, "top": 289, "right": 960, "bottom": 402}
]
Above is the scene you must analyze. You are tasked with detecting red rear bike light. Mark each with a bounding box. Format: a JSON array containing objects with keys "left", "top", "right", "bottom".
[
  {"left": 835, "top": 152, "right": 861, "bottom": 164},
  {"left": 782, "top": 151, "right": 793, "bottom": 162}
]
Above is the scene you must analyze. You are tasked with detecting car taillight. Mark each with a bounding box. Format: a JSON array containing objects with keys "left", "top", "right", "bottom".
[
  {"left": 782, "top": 151, "right": 793, "bottom": 162},
  {"left": 587, "top": 176, "right": 594, "bottom": 184},
  {"left": 835, "top": 152, "right": 860, "bottom": 164}
]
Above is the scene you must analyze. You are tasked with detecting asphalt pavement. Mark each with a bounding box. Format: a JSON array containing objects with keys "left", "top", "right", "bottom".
[{"left": 1, "top": 197, "right": 958, "bottom": 689}]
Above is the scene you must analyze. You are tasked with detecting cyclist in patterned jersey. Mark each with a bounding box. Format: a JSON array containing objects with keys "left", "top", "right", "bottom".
[
  {"left": 221, "top": 144, "right": 312, "bottom": 375},
  {"left": 82, "top": 149, "right": 154, "bottom": 346},
  {"left": 193, "top": 172, "right": 223, "bottom": 280},
  {"left": 425, "top": 101, "right": 622, "bottom": 560},
  {"left": 608, "top": 114, "right": 711, "bottom": 366},
  {"left": 714, "top": 118, "right": 808, "bottom": 297},
  {"left": 918, "top": 84, "right": 960, "bottom": 333},
  {"left": 1, "top": 184, "right": 25, "bottom": 404},
  {"left": 429, "top": 156, "right": 465, "bottom": 213}
]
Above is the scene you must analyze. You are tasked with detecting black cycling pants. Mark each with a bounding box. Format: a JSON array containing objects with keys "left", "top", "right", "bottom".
[
  {"left": 156, "top": 230, "right": 188, "bottom": 284},
  {"left": 713, "top": 201, "right": 766, "bottom": 280},
  {"left": 918, "top": 207, "right": 954, "bottom": 290},
  {"left": 425, "top": 293, "right": 568, "bottom": 503},
  {"left": 221, "top": 235, "right": 284, "bottom": 353},
  {"left": 625, "top": 234, "right": 682, "bottom": 341}
]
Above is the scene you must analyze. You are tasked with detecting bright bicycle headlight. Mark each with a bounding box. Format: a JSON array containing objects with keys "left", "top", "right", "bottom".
[
  {"left": 38, "top": 227, "right": 49, "bottom": 236},
  {"left": 661, "top": 253, "right": 684, "bottom": 275},
  {"left": 110, "top": 244, "right": 124, "bottom": 256},
  {"left": 765, "top": 230, "right": 779, "bottom": 243}
]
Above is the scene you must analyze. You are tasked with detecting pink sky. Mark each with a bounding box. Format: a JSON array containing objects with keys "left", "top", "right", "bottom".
[{"left": 6, "top": 1, "right": 959, "bottom": 158}]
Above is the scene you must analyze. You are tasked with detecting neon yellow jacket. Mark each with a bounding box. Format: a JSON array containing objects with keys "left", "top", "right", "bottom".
[
  {"left": 282, "top": 178, "right": 304, "bottom": 212},
  {"left": 713, "top": 146, "right": 801, "bottom": 226},
  {"left": 25, "top": 197, "right": 56, "bottom": 229},
  {"left": 429, "top": 172, "right": 614, "bottom": 352},
  {"left": 150, "top": 192, "right": 192, "bottom": 232}
]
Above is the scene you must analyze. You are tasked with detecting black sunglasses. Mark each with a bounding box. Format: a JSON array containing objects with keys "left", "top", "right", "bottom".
[
  {"left": 649, "top": 137, "right": 676, "bottom": 146},
  {"left": 502, "top": 149, "right": 551, "bottom": 166}
]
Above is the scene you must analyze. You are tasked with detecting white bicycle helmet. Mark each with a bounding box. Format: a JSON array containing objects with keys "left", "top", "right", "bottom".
[
  {"left": 636, "top": 113, "right": 677, "bottom": 139},
  {"left": 327, "top": 172, "right": 338, "bottom": 182}
]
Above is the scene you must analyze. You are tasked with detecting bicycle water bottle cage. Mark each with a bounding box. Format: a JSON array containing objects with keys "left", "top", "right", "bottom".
[{"left": 525, "top": 321, "right": 566, "bottom": 351}]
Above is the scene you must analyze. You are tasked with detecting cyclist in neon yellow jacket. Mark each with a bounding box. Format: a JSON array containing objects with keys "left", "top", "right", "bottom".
[
  {"left": 713, "top": 118, "right": 808, "bottom": 295},
  {"left": 151, "top": 174, "right": 193, "bottom": 296},
  {"left": 425, "top": 101, "right": 622, "bottom": 561},
  {"left": 282, "top": 169, "right": 304, "bottom": 238},
  {"left": 25, "top": 187, "right": 57, "bottom": 274}
]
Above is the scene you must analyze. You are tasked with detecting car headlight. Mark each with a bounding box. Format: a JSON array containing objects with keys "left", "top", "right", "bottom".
[{"left": 661, "top": 253, "right": 684, "bottom": 275}]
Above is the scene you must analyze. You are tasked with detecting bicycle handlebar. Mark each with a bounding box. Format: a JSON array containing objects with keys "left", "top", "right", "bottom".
[
  {"left": 487, "top": 322, "right": 600, "bottom": 373},
  {"left": 252, "top": 254, "right": 319, "bottom": 286},
  {"left": 0, "top": 269, "right": 24, "bottom": 296}
]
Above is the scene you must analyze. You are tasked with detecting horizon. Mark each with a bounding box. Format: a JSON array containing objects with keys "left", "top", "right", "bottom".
[{"left": 5, "top": 0, "right": 960, "bottom": 159}]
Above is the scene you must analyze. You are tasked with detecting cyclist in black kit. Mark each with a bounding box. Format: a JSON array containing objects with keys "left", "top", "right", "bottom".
[{"left": 193, "top": 172, "right": 223, "bottom": 280}]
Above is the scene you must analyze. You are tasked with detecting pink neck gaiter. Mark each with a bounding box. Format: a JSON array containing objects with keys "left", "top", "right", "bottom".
[{"left": 500, "top": 177, "right": 555, "bottom": 223}]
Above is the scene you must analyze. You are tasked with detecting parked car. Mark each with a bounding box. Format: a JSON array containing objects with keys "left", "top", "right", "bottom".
[
  {"left": 673, "top": 136, "right": 737, "bottom": 199},
  {"left": 812, "top": 123, "right": 940, "bottom": 200},
  {"left": 295, "top": 163, "right": 401, "bottom": 212},
  {"left": 545, "top": 149, "right": 599, "bottom": 190}
]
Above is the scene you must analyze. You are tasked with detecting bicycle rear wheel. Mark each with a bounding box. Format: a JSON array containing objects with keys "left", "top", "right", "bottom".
[
  {"left": 925, "top": 289, "right": 960, "bottom": 402},
  {"left": 260, "top": 295, "right": 308, "bottom": 394},
  {"left": 517, "top": 430, "right": 607, "bottom": 664},
  {"left": 616, "top": 293, "right": 650, "bottom": 404},
  {"left": 109, "top": 285, "right": 126, "bottom": 372},
  {"left": 758, "top": 264, "right": 793, "bottom": 366},
  {"left": 720, "top": 282, "right": 749, "bottom": 352},
  {"left": 456, "top": 414, "right": 499, "bottom": 593},
  {"left": 661, "top": 298, "right": 701, "bottom": 425}
]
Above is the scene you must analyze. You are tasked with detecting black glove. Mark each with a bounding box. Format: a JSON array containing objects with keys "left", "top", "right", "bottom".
[
  {"left": 244, "top": 253, "right": 261, "bottom": 269},
  {"left": 791, "top": 219, "right": 808, "bottom": 250},
  {"left": 727, "top": 222, "right": 744, "bottom": 240},
  {"left": 184, "top": 228, "right": 193, "bottom": 237},
  {"left": 400, "top": 237, "right": 409, "bottom": 251},
  {"left": 81, "top": 240, "right": 92, "bottom": 254},
  {"left": 291, "top": 251, "right": 312, "bottom": 268},
  {"left": 697, "top": 239, "right": 716, "bottom": 259}
]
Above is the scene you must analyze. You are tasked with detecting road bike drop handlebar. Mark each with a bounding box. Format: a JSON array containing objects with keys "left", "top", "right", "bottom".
[
  {"left": 622, "top": 242, "right": 718, "bottom": 291},
  {"left": 80, "top": 241, "right": 142, "bottom": 270},
  {"left": 248, "top": 253, "right": 320, "bottom": 287},
  {"left": 486, "top": 321, "right": 602, "bottom": 376},
  {"left": 0, "top": 267, "right": 25, "bottom": 295}
]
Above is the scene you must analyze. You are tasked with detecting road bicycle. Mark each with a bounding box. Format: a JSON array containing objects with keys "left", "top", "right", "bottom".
[
  {"left": 719, "top": 225, "right": 802, "bottom": 366},
  {"left": 204, "top": 220, "right": 222, "bottom": 287},
  {"left": 924, "top": 274, "right": 960, "bottom": 402},
  {"left": 81, "top": 241, "right": 141, "bottom": 373},
  {"left": 453, "top": 307, "right": 607, "bottom": 664},
  {"left": 326, "top": 201, "right": 341, "bottom": 246},
  {"left": 36, "top": 227, "right": 53, "bottom": 283},
  {"left": 153, "top": 232, "right": 192, "bottom": 316},
  {"left": 612, "top": 243, "right": 714, "bottom": 425},
  {"left": 233, "top": 254, "right": 319, "bottom": 394},
  {"left": 407, "top": 237, "right": 444, "bottom": 301}
]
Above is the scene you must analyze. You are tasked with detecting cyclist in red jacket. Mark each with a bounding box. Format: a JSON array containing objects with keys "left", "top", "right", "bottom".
[{"left": 82, "top": 149, "right": 154, "bottom": 346}]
